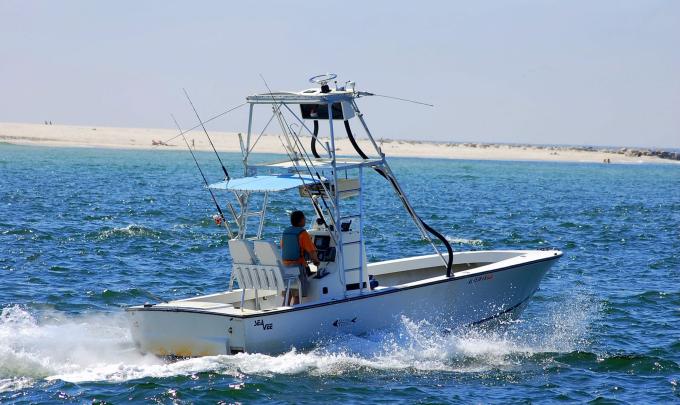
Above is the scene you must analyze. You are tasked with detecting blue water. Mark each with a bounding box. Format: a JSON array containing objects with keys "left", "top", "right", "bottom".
[{"left": 1, "top": 144, "right": 679, "bottom": 403}]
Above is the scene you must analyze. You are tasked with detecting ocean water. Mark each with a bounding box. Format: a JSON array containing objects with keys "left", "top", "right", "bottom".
[{"left": 1, "top": 143, "right": 679, "bottom": 404}]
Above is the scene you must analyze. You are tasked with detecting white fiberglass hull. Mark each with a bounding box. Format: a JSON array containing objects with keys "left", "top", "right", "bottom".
[{"left": 127, "top": 250, "right": 561, "bottom": 356}]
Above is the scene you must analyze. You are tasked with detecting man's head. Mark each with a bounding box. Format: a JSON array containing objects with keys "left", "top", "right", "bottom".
[{"left": 290, "top": 210, "right": 306, "bottom": 227}]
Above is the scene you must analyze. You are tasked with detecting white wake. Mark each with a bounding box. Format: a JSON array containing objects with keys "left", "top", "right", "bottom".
[{"left": 0, "top": 293, "right": 598, "bottom": 392}]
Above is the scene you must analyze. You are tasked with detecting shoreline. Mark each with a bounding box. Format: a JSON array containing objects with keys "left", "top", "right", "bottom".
[{"left": 1, "top": 122, "right": 678, "bottom": 165}]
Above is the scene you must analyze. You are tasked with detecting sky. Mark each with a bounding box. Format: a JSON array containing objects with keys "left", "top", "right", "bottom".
[{"left": 1, "top": 1, "right": 679, "bottom": 148}]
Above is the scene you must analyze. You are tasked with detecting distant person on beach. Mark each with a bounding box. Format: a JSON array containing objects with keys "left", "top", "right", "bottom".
[{"left": 280, "top": 210, "right": 319, "bottom": 305}]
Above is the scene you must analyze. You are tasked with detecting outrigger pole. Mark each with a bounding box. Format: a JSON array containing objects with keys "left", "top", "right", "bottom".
[
  {"left": 344, "top": 100, "right": 454, "bottom": 276},
  {"left": 171, "top": 114, "right": 234, "bottom": 239},
  {"left": 183, "top": 88, "right": 231, "bottom": 181},
  {"left": 356, "top": 91, "right": 434, "bottom": 107},
  {"left": 162, "top": 102, "right": 247, "bottom": 144}
]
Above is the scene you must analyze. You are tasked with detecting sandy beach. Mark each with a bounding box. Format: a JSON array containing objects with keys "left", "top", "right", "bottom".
[{"left": 0, "top": 122, "right": 677, "bottom": 165}]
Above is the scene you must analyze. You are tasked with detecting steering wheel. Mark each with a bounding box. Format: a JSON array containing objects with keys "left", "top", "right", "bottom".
[{"left": 309, "top": 73, "right": 337, "bottom": 84}]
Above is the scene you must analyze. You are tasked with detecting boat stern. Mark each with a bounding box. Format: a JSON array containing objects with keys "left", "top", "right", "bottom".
[{"left": 127, "top": 306, "right": 245, "bottom": 356}]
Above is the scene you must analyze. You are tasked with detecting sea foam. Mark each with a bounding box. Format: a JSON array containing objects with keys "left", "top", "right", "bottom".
[{"left": 0, "top": 291, "right": 598, "bottom": 390}]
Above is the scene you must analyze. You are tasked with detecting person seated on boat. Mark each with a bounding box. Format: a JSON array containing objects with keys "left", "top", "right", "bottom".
[{"left": 281, "top": 210, "right": 320, "bottom": 305}]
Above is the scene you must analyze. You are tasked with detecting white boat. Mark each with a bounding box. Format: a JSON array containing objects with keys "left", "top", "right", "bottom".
[{"left": 127, "top": 74, "right": 562, "bottom": 356}]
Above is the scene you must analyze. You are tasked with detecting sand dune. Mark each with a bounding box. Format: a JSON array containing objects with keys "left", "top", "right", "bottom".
[{"left": 0, "top": 122, "right": 677, "bottom": 165}]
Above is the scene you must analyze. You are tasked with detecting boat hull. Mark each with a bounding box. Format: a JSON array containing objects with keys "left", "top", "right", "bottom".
[{"left": 128, "top": 251, "right": 560, "bottom": 356}]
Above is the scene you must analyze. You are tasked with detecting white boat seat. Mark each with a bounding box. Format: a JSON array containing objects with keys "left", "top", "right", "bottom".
[
  {"left": 254, "top": 240, "right": 300, "bottom": 278},
  {"left": 253, "top": 240, "right": 282, "bottom": 266},
  {"left": 228, "top": 239, "right": 257, "bottom": 264},
  {"left": 230, "top": 240, "right": 299, "bottom": 299}
]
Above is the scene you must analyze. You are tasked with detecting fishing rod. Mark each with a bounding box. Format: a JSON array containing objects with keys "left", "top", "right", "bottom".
[
  {"left": 163, "top": 102, "right": 247, "bottom": 144},
  {"left": 282, "top": 113, "right": 336, "bottom": 228},
  {"left": 259, "top": 74, "right": 336, "bottom": 205},
  {"left": 171, "top": 114, "right": 234, "bottom": 239},
  {"left": 273, "top": 98, "right": 348, "bottom": 285},
  {"left": 246, "top": 112, "right": 276, "bottom": 156},
  {"left": 258, "top": 75, "right": 301, "bottom": 160},
  {"left": 259, "top": 74, "right": 337, "bottom": 232},
  {"left": 275, "top": 129, "right": 341, "bottom": 284},
  {"left": 277, "top": 134, "right": 327, "bottom": 228},
  {"left": 182, "top": 88, "right": 231, "bottom": 181}
]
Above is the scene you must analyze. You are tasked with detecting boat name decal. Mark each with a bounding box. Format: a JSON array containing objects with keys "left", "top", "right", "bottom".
[
  {"left": 468, "top": 274, "right": 494, "bottom": 284},
  {"left": 254, "top": 319, "right": 273, "bottom": 330}
]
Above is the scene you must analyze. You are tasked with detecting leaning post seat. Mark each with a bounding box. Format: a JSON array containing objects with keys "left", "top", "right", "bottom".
[
  {"left": 253, "top": 240, "right": 301, "bottom": 304},
  {"left": 228, "top": 239, "right": 257, "bottom": 290},
  {"left": 228, "top": 239, "right": 256, "bottom": 264}
]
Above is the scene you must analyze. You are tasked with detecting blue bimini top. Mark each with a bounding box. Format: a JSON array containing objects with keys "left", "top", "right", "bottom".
[{"left": 208, "top": 174, "right": 323, "bottom": 193}]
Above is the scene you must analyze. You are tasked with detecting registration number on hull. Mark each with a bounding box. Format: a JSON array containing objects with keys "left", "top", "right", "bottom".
[{"left": 467, "top": 273, "right": 494, "bottom": 284}]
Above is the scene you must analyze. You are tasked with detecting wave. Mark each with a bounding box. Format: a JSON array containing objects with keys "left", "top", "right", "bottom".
[
  {"left": 0, "top": 228, "right": 34, "bottom": 236},
  {"left": 95, "top": 224, "right": 163, "bottom": 240},
  {"left": 0, "top": 306, "right": 161, "bottom": 391},
  {"left": 0, "top": 292, "right": 599, "bottom": 390},
  {"left": 552, "top": 352, "right": 679, "bottom": 374},
  {"left": 444, "top": 236, "right": 485, "bottom": 246}
]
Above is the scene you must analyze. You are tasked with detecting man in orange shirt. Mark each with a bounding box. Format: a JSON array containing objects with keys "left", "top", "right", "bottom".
[{"left": 281, "top": 211, "right": 320, "bottom": 304}]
